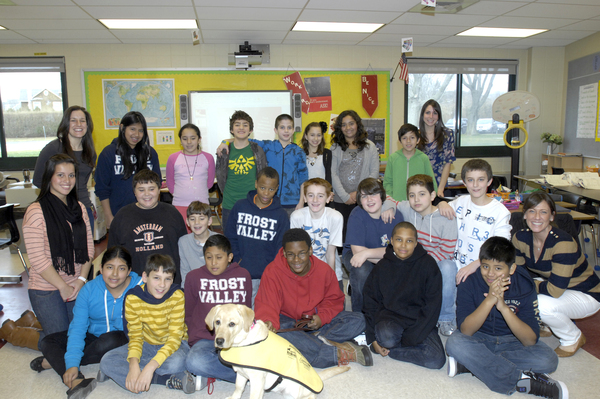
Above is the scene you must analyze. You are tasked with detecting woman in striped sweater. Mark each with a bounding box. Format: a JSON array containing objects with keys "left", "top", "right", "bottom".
[
  {"left": 23, "top": 154, "right": 95, "bottom": 346},
  {"left": 512, "top": 191, "right": 600, "bottom": 357}
]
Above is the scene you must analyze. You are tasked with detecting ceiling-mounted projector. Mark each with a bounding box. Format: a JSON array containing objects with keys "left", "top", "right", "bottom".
[{"left": 228, "top": 42, "right": 269, "bottom": 69}]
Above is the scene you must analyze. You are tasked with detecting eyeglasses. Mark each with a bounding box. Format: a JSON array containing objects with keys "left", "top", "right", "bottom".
[{"left": 285, "top": 251, "right": 310, "bottom": 261}]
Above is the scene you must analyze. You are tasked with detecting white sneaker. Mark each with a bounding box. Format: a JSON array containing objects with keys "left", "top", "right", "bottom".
[
  {"left": 438, "top": 321, "right": 456, "bottom": 336},
  {"left": 353, "top": 332, "right": 367, "bottom": 346}
]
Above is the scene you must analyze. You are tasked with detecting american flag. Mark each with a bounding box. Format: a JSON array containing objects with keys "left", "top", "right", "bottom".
[{"left": 399, "top": 53, "right": 409, "bottom": 83}]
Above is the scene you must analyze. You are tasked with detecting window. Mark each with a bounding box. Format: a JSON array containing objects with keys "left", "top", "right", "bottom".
[
  {"left": 406, "top": 58, "right": 517, "bottom": 157},
  {"left": 0, "top": 57, "right": 68, "bottom": 169}
]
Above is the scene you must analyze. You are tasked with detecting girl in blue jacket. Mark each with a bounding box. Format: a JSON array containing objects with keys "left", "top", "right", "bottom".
[{"left": 32, "top": 246, "right": 143, "bottom": 399}]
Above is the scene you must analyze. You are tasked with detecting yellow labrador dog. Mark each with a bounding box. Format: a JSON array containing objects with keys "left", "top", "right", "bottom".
[{"left": 206, "top": 304, "right": 349, "bottom": 399}]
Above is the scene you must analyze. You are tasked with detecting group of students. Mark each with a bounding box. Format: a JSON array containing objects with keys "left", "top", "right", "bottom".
[{"left": 1, "top": 104, "right": 599, "bottom": 399}]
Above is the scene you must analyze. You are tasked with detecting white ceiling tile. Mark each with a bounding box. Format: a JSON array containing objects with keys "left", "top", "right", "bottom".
[
  {"left": 456, "top": 1, "right": 529, "bottom": 16},
  {"left": 36, "top": 38, "right": 122, "bottom": 43},
  {"left": 362, "top": 33, "right": 447, "bottom": 45},
  {"left": 298, "top": 9, "right": 399, "bottom": 24},
  {"left": 0, "top": 6, "right": 89, "bottom": 19},
  {"left": 10, "top": 0, "right": 73, "bottom": 4},
  {"left": 305, "top": 0, "right": 416, "bottom": 12},
  {"left": 283, "top": 39, "right": 361, "bottom": 45},
  {"left": 195, "top": 7, "right": 301, "bottom": 20},
  {"left": 533, "top": 30, "right": 595, "bottom": 41},
  {"left": 507, "top": 37, "right": 579, "bottom": 47},
  {"left": 77, "top": 0, "right": 192, "bottom": 5},
  {"left": 201, "top": 30, "right": 288, "bottom": 41},
  {"left": 436, "top": 36, "right": 517, "bottom": 46},
  {"left": 558, "top": 20, "right": 600, "bottom": 31},
  {"left": 505, "top": 3, "right": 600, "bottom": 19},
  {"left": 110, "top": 30, "right": 195, "bottom": 39},
  {"left": 376, "top": 24, "right": 464, "bottom": 36},
  {"left": 198, "top": 20, "right": 293, "bottom": 31},
  {"left": 286, "top": 31, "right": 371, "bottom": 41},
  {"left": 391, "top": 13, "right": 493, "bottom": 27},
  {"left": 0, "top": 19, "right": 106, "bottom": 30},
  {"left": 15, "top": 29, "right": 117, "bottom": 40},
  {"left": 193, "top": 0, "right": 302, "bottom": 7},
  {"left": 478, "top": 16, "right": 580, "bottom": 30},
  {"left": 84, "top": 6, "right": 195, "bottom": 19}
]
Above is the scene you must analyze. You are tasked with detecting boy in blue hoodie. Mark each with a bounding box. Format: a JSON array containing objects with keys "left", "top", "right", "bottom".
[
  {"left": 225, "top": 166, "right": 290, "bottom": 304},
  {"left": 37, "top": 246, "right": 142, "bottom": 399},
  {"left": 446, "top": 237, "right": 567, "bottom": 398}
]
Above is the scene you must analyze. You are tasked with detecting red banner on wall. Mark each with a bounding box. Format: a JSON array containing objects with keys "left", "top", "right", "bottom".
[
  {"left": 283, "top": 72, "right": 310, "bottom": 114},
  {"left": 361, "top": 75, "right": 378, "bottom": 116}
]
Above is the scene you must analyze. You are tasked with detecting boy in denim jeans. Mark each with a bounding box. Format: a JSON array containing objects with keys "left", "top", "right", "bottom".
[
  {"left": 99, "top": 254, "right": 194, "bottom": 394},
  {"left": 446, "top": 237, "right": 566, "bottom": 398}
]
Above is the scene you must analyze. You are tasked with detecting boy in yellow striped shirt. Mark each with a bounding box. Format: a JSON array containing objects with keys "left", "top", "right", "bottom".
[{"left": 99, "top": 254, "right": 195, "bottom": 394}]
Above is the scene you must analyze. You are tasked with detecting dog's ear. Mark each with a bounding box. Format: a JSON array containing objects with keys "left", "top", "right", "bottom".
[
  {"left": 205, "top": 306, "right": 220, "bottom": 331},
  {"left": 239, "top": 305, "right": 255, "bottom": 333}
]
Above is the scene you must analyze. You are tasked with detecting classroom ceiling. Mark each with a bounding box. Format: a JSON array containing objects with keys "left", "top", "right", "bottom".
[{"left": 0, "top": 0, "right": 599, "bottom": 49}]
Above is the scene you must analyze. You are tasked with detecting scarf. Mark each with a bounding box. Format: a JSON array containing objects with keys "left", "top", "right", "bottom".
[{"left": 39, "top": 193, "right": 89, "bottom": 275}]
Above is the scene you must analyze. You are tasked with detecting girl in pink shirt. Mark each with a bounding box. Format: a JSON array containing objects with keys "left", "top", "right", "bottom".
[{"left": 166, "top": 124, "right": 216, "bottom": 230}]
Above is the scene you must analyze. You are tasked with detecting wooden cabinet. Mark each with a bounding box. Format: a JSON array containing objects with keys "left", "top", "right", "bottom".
[{"left": 541, "top": 154, "right": 583, "bottom": 174}]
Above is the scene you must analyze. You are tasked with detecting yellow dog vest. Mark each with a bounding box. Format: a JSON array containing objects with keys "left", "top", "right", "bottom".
[{"left": 219, "top": 331, "right": 323, "bottom": 393}]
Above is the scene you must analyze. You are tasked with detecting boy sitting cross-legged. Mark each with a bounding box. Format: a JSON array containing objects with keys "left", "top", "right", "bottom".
[
  {"left": 185, "top": 234, "right": 251, "bottom": 389},
  {"left": 99, "top": 254, "right": 195, "bottom": 394},
  {"left": 363, "top": 221, "right": 446, "bottom": 370},
  {"left": 255, "top": 228, "right": 372, "bottom": 369},
  {"left": 385, "top": 174, "right": 458, "bottom": 336},
  {"left": 445, "top": 237, "right": 566, "bottom": 398}
]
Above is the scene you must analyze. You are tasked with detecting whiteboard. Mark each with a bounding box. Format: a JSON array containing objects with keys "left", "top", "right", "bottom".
[{"left": 188, "top": 90, "right": 293, "bottom": 157}]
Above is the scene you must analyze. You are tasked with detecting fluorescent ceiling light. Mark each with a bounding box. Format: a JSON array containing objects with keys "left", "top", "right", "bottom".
[
  {"left": 458, "top": 27, "right": 546, "bottom": 38},
  {"left": 99, "top": 19, "right": 198, "bottom": 30},
  {"left": 292, "top": 21, "right": 383, "bottom": 33}
]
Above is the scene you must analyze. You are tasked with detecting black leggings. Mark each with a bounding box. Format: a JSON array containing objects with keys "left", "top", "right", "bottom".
[{"left": 40, "top": 330, "right": 128, "bottom": 378}]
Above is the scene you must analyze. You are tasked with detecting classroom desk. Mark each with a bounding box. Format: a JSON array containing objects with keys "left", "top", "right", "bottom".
[
  {"left": 510, "top": 204, "right": 595, "bottom": 221},
  {"left": 514, "top": 175, "right": 600, "bottom": 204}
]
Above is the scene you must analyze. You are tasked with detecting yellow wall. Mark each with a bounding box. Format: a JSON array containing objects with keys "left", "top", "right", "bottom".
[{"left": 1, "top": 38, "right": 594, "bottom": 176}]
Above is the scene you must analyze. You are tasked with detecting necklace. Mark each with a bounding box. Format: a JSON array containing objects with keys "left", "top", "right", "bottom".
[
  {"left": 183, "top": 151, "right": 198, "bottom": 181},
  {"left": 308, "top": 156, "right": 317, "bottom": 166}
]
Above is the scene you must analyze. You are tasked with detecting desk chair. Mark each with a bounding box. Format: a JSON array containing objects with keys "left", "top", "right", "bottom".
[
  {"left": 575, "top": 198, "right": 600, "bottom": 268},
  {"left": 0, "top": 203, "right": 29, "bottom": 277},
  {"left": 208, "top": 182, "right": 223, "bottom": 228},
  {"left": 552, "top": 167, "right": 565, "bottom": 175}
]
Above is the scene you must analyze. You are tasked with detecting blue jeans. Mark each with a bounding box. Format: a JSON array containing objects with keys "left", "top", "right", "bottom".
[
  {"left": 29, "top": 288, "right": 75, "bottom": 346},
  {"left": 278, "top": 311, "right": 365, "bottom": 368},
  {"left": 342, "top": 250, "right": 374, "bottom": 313},
  {"left": 446, "top": 331, "right": 558, "bottom": 394},
  {"left": 186, "top": 339, "right": 236, "bottom": 382},
  {"left": 86, "top": 206, "right": 95, "bottom": 236},
  {"left": 100, "top": 341, "right": 190, "bottom": 390},
  {"left": 437, "top": 259, "right": 458, "bottom": 323},
  {"left": 375, "top": 317, "right": 446, "bottom": 369}
]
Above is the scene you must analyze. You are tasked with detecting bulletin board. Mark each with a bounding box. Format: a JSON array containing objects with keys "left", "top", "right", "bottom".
[
  {"left": 563, "top": 51, "right": 600, "bottom": 154},
  {"left": 82, "top": 69, "right": 391, "bottom": 165}
]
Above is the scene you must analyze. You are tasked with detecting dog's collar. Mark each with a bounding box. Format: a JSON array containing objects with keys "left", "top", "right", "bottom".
[{"left": 250, "top": 320, "right": 256, "bottom": 330}]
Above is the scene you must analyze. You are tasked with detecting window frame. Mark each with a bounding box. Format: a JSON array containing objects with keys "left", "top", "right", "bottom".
[
  {"left": 403, "top": 58, "right": 518, "bottom": 158},
  {"left": 0, "top": 56, "right": 68, "bottom": 170}
]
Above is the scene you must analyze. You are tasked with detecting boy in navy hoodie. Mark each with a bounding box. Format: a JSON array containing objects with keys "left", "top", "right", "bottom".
[
  {"left": 362, "top": 221, "right": 445, "bottom": 370},
  {"left": 225, "top": 166, "right": 290, "bottom": 304},
  {"left": 446, "top": 237, "right": 566, "bottom": 398}
]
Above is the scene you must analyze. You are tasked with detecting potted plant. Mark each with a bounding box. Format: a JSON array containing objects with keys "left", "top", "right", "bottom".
[{"left": 541, "top": 132, "right": 563, "bottom": 154}]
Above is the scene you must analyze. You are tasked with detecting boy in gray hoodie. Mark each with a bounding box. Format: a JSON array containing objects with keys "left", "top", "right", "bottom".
[{"left": 386, "top": 174, "right": 458, "bottom": 336}]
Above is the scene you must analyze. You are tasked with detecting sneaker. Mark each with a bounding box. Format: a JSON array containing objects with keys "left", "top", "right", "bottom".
[
  {"left": 167, "top": 371, "right": 196, "bottom": 394},
  {"left": 335, "top": 340, "right": 373, "bottom": 367},
  {"left": 447, "top": 356, "right": 470, "bottom": 378},
  {"left": 438, "top": 321, "right": 456, "bottom": 336},
  {"left": 353, "top": 332, "right": 367, "bottom": 346},
  {"left": 539, "top": 324, "right": 553, "bottom": 338},
  {"left": 516, "top": 371, "right": 568, "bottom": 399},
  {"left": 96, "top": 369, "right": 109, "bottom": 383},
  {"left": 195, "top": 376, "right": 216, "bottom": 392}
]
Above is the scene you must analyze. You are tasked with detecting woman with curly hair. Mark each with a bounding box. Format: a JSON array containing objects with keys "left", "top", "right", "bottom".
[{"left": 330, "top": 110, "right": 380, "bottom": 239}]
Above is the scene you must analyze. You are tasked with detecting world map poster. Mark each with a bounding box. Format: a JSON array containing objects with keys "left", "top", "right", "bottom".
[{"left": 102, "top": 79, "right": 176, "bottom": 129}]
